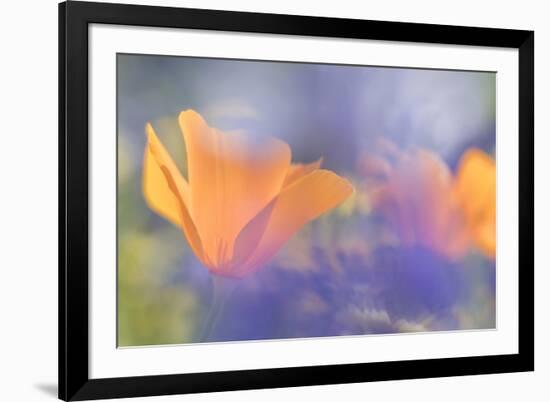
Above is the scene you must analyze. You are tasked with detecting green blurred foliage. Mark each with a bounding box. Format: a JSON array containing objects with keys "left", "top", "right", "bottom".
[{"left": 117, "top": 141, "right": 199, "bottom": 347}]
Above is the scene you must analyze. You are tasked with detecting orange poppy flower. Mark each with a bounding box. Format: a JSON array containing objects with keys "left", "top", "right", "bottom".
[
  {"left": 363, "top": 143, "right": 495, "bottom": 260},
  {"left": 143, "top": 110, "right": 353, "bottom": 278},
  {"left": 370, "top": 149, "right": 470, "bottom": 259},
  {"left": 454, "top": 149, "right": 496, "bottom": 259}
]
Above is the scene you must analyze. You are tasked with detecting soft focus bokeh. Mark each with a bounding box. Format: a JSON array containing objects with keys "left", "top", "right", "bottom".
[{"left": 117, "top": 54, "right": 496, "bottom": 347}]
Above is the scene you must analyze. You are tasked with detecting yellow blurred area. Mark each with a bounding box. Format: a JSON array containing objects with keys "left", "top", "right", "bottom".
[{"left": 337, "top": 182, "right": 372, "bottom": 217}]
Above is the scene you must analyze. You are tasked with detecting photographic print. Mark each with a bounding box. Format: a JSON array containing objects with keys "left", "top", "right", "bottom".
[{"left": 117, "top": 54, "right": 496, "bottom": 347}]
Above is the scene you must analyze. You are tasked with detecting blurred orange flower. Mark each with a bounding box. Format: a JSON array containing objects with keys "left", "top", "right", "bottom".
[
  {"left": 143, "top": 110, "right": 353, "bottom": 277},
  {"left": 361, "top": 141, "right": 495, "bottom": 260},
  {"left": 454, "top": 149, "right": 496, "bottom": 258}
]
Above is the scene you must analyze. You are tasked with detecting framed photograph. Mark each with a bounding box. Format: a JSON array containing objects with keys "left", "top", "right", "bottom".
[{"left": 59, "top": 1, "right": 534, "bottom": 400}]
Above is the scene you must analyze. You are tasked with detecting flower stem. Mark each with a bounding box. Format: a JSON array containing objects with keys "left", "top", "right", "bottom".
[{"left": 199, "top": 276, "right": 237, "bottom": 342}]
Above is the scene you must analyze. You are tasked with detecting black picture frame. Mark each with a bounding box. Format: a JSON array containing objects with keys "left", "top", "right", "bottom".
[{"left": 59, "top": 1, "right": 534, "bottom": 400}]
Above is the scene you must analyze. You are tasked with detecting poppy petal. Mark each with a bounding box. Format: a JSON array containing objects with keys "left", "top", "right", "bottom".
[
  {"left": 143, "top": 123, "right": 204, "bottom": 261},
  {"left": 178, "top": 110, "right": 291, "bottom": 267},
  {"left": 232, "top": 169, "right": 353, "bottom": 277},
  {"left": 283, "top": 158, "right": 323, "bottom": 187},
  {"left": 454, "top": 148, "right": 496, "bottom": 258},
  {"left": 143, "top": 123, "right": 190, "bottom": 225}
]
